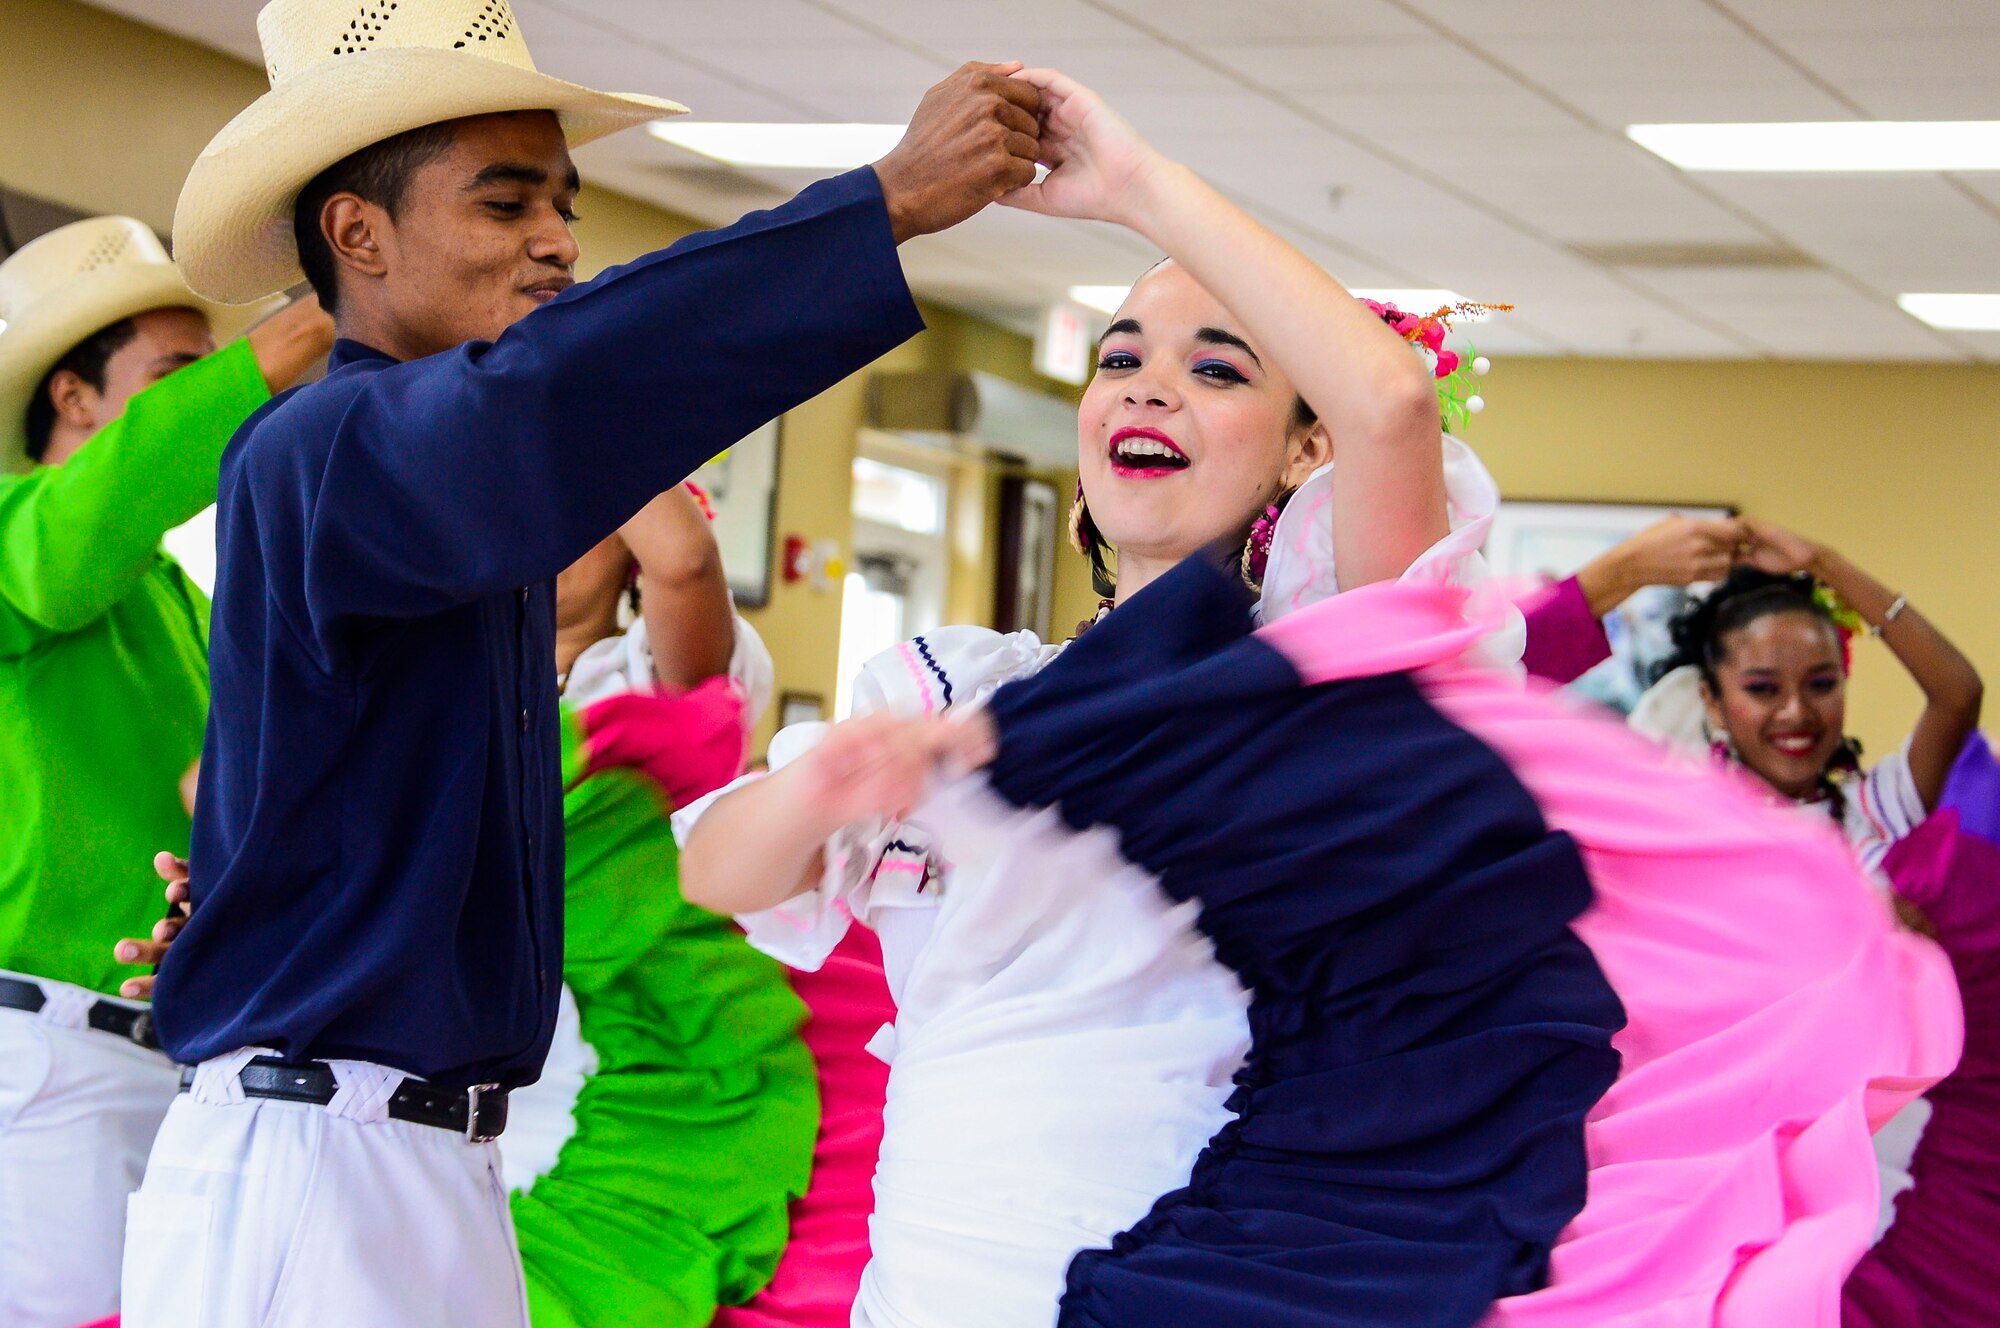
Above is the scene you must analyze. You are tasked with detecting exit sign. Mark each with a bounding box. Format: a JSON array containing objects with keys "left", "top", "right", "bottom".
[{"left": 1034, "top": 302, "right": 1094, "bottom": 386}]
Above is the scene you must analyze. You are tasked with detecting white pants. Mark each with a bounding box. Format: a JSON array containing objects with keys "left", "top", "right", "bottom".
[
  {"left": 0, "top": 978, "right": 178, "bottom": 1328},
  {"left": 122, "top": 1050, "right": 529, "bottom": 1328}
]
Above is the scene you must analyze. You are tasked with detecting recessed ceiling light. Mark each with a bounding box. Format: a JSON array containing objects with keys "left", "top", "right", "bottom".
[
  {"left": 1897, "top": 293, "right": 2000, "bottom": 331},
  {"left": 1629, "top": 121, "right": 2000, "bottom": 172},
  {"left": 1067, "top": 285, "right": 1480, "bottom": 319},
  {"left": 648, "top": 122, "right": 906, "bottom": 171}
]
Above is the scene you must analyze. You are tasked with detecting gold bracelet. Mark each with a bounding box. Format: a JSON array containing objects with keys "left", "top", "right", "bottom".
[{"left": 1870, "top": 594, "right": 1908, "bottom": 637}]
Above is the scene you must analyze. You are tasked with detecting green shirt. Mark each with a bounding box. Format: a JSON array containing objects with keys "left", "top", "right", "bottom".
[{"left": 0, "top": 340, "right": 268, "bottom": 993}]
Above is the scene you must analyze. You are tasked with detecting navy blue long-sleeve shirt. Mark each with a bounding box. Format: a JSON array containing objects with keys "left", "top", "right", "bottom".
[{"left": 153, "top": 168, "right": 924, "bottom": 1088}]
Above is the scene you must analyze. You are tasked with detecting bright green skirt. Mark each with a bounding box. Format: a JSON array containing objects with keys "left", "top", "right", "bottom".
[{"left": 509, "top": 764, "right": 818, "bottom": 1327}]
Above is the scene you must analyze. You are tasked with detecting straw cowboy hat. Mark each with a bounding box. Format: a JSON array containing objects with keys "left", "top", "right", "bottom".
[
  {"left": 174, "top": 0, "right": 688, "bottom": 304},
  {"left": 0, "top": 215, "right": 282, "bottom": 473}
]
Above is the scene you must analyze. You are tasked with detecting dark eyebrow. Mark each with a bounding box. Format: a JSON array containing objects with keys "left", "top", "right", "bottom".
[
  {"left": 1195, "top": 326, "right": 1261, "bottom": 369},
  {"left": 465, "top": 161, "right": 580, "bottom": 192},
  {"left": 152, "top": 352, "right": 204, "bottom": 373},
  {"left": 1094, "top": 318, "right": 1142, "bottom": 359}
]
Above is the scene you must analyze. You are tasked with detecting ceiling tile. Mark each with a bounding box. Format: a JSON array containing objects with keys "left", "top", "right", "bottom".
[
  {"left": 1402, "top": 0, "right": 1741, "bottom": 40},
  {"left": 82, "top": 0, "right": 2000, "bottom": 360},
  {"left": 1482, "top": 34, "right": 1807, "bottom": 89},
  {"left": 1096, "top": 0, "right": 1434, "bottom": 44},
  {"left": 1002, "top": 41, "right": 1241, "bottom": 96},
  {"left": 1777, "top": 32, "right": 2000, "bottom": 84},
  {"left": 1840, "top": 81, "right": 2000, "bottom": 120},
  {"left": 543, "top": 0, "right": 876, "bottom": 48},
  {"left": 1698, "top": 175, "right": 2000, "bottom": 294},
  {"left": 1206, "top": 37, "right": 1514, "bottom": 93},
  {"left": 660, "top": 43, "right": 947, "bottom": 97},
  {"left": 1386, "top": 131, "right": 1772, "bottom": 246},
  {"left": 1721, "top": 0, "right": 2000, "bottom": 37},
  {"left": 810, "top": 0, "right": 1138, "bottom": 49},
  {"left": 88, "top": 0, "right": 264, "bottom": 61}
]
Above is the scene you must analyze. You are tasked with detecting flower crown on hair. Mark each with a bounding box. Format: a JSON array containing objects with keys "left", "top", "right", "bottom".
[
  {"left": 1361, "top": 298, "right": 1512, "bottom": 434},
  {"left": 1812, "top": 582, "right": 1866, "bottom": 674}
]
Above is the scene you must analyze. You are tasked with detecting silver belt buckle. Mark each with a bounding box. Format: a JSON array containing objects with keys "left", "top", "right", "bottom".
[{"left": 464, "top": 1082, "right": 505, "bottom": 1144}]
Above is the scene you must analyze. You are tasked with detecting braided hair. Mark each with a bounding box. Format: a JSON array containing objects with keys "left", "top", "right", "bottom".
[{"left": 1661, "top": 566, "right": 1863, "bottom": 817}]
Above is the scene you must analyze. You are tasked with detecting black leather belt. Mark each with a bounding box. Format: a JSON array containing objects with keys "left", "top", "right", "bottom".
[
  {"left": 0, "top": 974, "right": 162, "bottom": 1052},
  {"left": 179, "top": 1056, "right": 509, "bottom": 1143}
]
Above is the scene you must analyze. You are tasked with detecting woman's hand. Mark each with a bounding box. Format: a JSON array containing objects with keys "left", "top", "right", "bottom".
[
  {"left": 1574, "top": 515, "right": 1746, "bottom": 616},
  {"left": 681, "top": 710, "right": 996, "bottom": 917},
  {"left": 1740, "top": 518, "right": 1820, "bottom": 577},
  {"left": 790, "top": 710, "right": 996, "bottom": 832},
  {"left": 1000, "top": 68, "right": 1163, "bottom": 228}
]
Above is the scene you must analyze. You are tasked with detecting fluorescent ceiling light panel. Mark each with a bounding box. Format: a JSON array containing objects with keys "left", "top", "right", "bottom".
[
  {"left": 1897, "top": 293, "right": 2000, "bottom": 331},
  {"left": 1067, "top": 285, "right": 1129, "bottom": 315},
  {"left": 1629, "top": 121, "right": 2000, "bottom": 172},
  {"left": 648, "top": 122, "right": 905, "bottom": 170}
]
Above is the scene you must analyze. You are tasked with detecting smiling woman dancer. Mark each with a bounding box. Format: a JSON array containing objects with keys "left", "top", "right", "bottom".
[
  {"left": 1629, "top": 528, "right": 1994, "bottom": 1327},
  {"left": 683, "top": 70, "right": 1958, "bottom": 1328}
]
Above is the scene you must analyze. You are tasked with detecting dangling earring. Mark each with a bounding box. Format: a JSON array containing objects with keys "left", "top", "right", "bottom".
[
  {"left": 1240, "top": 488, "right": 1294, "bottom": 590},
  {"left": 1704, "top": 721, "right": 1738, "bottom": 767},
  {"left": 1070, "top": 482, "right": 1116, "bottom": 599},
  {"left": 1067, "top": 480, "right": 1091, "bottom": 557}
]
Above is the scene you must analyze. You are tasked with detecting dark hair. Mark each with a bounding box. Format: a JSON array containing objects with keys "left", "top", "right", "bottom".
[
  {"left": 23, "top": 317, "right": 139, "bottom": 462},
  {"left": 292, "top": 121, "right": 460, "bottom": 315},
  {"left": 1661, "top": 566, "right": 1840, "bottom": 690}
]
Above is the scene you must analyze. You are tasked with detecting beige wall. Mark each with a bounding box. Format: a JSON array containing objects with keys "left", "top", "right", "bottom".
[
  {"left": 0, "top": 0, "right": 266, "bottom": 234},
  {"left": 1470, "top": 358, "right": 2000, "bottom": 753}
]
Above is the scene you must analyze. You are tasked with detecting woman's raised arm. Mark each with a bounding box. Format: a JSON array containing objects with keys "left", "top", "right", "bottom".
[{"left": 1004, "top": 69, "right": 1446, "bottom": 589}]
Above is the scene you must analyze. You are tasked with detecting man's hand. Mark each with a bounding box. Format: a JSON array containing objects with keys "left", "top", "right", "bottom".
[
  {"left": 114, "top": 852, "right": 192, "bottom": 1000},
  {"left": 875, "top": 62, "right": 1041, "bottom": 243}
]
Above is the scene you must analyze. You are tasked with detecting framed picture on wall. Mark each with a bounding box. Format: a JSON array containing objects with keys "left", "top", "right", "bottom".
[
  {"left": 1485, "top": 498, "right": 1734, "bottom": 715},
  {"left": 692, "top": 418, "right": 782, "bottom": 608},
  {"left": 778, "top": 691, "right": 826, "bottom": 730}
]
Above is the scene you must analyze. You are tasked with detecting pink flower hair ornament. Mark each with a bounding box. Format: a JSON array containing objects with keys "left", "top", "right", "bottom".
[{"left": 1360, "top": 298, "right": 1512, "bottom": 434}]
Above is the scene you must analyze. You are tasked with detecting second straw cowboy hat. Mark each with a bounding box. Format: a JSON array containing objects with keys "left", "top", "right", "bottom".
[
  {"left": 0, "top": 216, "right": 280, "bottom": 473},
  {"left": 173, "top": 0, "right": 688, "bottom": 305}
]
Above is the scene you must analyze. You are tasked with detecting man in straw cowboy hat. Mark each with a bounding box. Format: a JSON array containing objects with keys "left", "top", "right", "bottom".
[
  {"left": 0, "top": 214, "right": 328, "bottom": 1328},
  {"left": 119, "top": 0, "right": 1041, "bottom": 1322}
]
